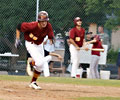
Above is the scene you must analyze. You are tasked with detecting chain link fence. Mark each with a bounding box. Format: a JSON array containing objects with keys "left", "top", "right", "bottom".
[{"left": 0, "top": 0, "right": 119, "bottom": 76}]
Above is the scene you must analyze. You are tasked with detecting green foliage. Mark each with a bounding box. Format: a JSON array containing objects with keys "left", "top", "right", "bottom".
[
  {"left": 0, "top": 0, "right": 118, "bottom": 38},
  {"left": 105, "top": 0, "right": 120, "bottom": 29},
  {"left": 0, "top": 0, "right": 119, "bottom": 37},
  {"left": 42, "top": 0, "right": 87, "bottom": 33},
  {"left": 41, "top": 0, "right": 114, "bottom": 33},
  {"left": 0, "top": 0, "right": 120, "bottom": 54},
  {"left": 107, "top": 48, "right": 118, "bottom": 64},
  {"left": 0, "top": 0, "right": 36, "bottom": 36},
  {"left": 84, "top": 0, "right": 112, "bottom": 25},
  {"left": 105, "top": 18, "right": 118, "bottom": 30},
  {"left": 0, "top": 0, "right": 36, "bottom": 53}
]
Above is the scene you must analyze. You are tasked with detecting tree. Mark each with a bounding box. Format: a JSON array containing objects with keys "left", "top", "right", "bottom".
[
  {"left": 40, "top": 0, "right": 114, "bottom": 36},
  {"left": 104, "top": 0, "right": 120, "bottom": 29},
  {"left": 0, "top": 0, "right": 36, "bottom": 53},
  {"left": 0, "top": 0, "right": 36, "bottom": 70},
  {"left": 0, "top": 0, "right": 119, "bottom": 54},
  {"left": 85, "top": 0, "right": 113, "bottom": 25}
]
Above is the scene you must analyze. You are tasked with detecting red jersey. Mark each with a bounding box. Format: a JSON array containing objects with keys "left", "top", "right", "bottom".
[
  {"left": 92, "top": 40, "right": 103, "bottom": 56},
  {"left": 69, "top": 27, "right": 85, "bottom": 47},
  {"left": 21, "top": 22, "right": 54, "bottom": 45}
]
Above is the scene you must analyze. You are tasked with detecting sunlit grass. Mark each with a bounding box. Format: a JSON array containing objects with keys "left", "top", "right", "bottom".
[{"left": 0, "top": 75, "right": 120, "bottom": 87}]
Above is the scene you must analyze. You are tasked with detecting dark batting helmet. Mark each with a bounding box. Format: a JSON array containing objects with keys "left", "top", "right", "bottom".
[
  {"left": 38, "top": 11, "right": 49, "bottom": 21},
  {"left": 74, "top": 17, "right": 82, "bottom": 25}
]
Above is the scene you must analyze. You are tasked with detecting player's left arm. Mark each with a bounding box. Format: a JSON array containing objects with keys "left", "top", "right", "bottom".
[{"left": 47, "top": 23, "right": 54, "bottom": 40}]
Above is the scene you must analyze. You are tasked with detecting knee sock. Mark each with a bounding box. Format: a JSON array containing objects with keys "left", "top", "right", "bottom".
[{"left": 31, "top": 69, "right": 41, "bottom": 83}]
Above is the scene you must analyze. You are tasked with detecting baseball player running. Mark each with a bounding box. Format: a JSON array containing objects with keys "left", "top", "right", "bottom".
[
  {"left": 69, "top": 17, "right": 88, "bottom": 78},
  {"left": 15, "top": 11, "right": 55, "bottom": 90}
]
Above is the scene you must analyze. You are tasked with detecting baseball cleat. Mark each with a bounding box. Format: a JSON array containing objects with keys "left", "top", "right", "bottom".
[{"left": 29, "top": 81, "right": 41, "bottom": 90}]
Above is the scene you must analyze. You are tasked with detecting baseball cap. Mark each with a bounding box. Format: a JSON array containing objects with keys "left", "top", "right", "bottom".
[{"left": 74, "top": 17, "right": 82, "bottom": 25}]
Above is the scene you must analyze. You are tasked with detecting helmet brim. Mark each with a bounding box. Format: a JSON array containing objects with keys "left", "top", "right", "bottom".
[{"left": 38, "top": 18, "right": 49, "bottom": 21}]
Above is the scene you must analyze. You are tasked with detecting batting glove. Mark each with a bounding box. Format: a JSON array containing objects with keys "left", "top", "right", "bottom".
[{"left": 15, "top": 38, "right": 22, "bottom": 48}]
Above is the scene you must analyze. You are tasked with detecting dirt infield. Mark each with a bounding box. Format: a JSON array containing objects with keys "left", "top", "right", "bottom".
[{"left": 0, "top": 80, "right": 120, "bottom": 100}]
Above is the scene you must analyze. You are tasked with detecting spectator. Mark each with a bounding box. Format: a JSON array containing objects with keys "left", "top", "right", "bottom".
[
  {"left": 98, "top": 26, "right": 110, "bottom": 50},
  {"left": 81, "top": 32, "right": 93, "bottom": 78},
  {"left": 63, "top": 32, "right": 70, "bottom": 72},
  {"left": 86, "top": 32, "right": 93, "bottom": 42},
  {"left": 116, "top": 48, "right": 120, "bottom": 79}
]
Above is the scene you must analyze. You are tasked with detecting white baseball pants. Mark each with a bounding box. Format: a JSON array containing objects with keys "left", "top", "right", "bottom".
[
  {"left": 89, "top": 55, "right": 100, "bottom": 79},
  {"left": 25, "top": 41, "right": 51, "bottom": 76},
  {"left": 70, "top": 44, "right": 80, "bottom": 77}
]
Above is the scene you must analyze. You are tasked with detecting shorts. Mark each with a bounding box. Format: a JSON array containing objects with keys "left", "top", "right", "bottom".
[
  {"left": 27, "top": 52, "right": 31, "bottom": 59},
  {"left": 116, "top": 52, "right": 120, "bottom": 67},
  {"left": 44, "top": 50, "right": 49, "bottom": 56}
]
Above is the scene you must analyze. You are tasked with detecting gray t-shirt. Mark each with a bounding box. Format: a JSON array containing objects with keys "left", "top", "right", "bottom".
[{"left": 98, "top": 33, "right": 110, "bottom": 49}]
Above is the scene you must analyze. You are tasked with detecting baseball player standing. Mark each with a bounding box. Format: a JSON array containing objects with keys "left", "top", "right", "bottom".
[
  {"left": 15, "top": 11, "right": 54, "bottom": 90},
  {"left": 69, "top": 17, "right": 87, "bottom": 78}
]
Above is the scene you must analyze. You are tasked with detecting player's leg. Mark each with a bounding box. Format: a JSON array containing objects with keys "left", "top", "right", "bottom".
[
  {"left": 29, "top": 69, "right": 41, "bottom": 89},
  {"left": 27, "top": 41, "right": 50, "bottom": 65},
  {"left": 43, "top": 49, "right": 50, "bottom": 77},
  {"left": 26, "top": 57, "right": 34, "bottom": 76},
  {"left": 89, "top": 55, "right": 96, "bottom": 79},
  {"left": 94, "top": 56, "right": 100, "bottom": 79},
  {"left": 49, "top": 61, "right": 54, "bottom": 72},
  {"left": 118, "top": 67, "right": 120, "bottom": 79},
  {"left": 25, "top": 41, "right": 52, "bottom": 89},
  {"left": 43, "top": 62, "right": 50, "bottom": 77},
  {"left": 70, "top": 44, "right": 79, "bottom": 78},
  {"left": 26, "top": 41, "right": 52, "bottom": 71}
]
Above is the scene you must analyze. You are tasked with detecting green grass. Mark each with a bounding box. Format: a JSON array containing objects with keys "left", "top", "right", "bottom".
[
  {"left": 0, "top": 75, "right": 120, "bottom": 87},
  {"left": 74, "top": 97, "right": 120, "bottom": 100}
]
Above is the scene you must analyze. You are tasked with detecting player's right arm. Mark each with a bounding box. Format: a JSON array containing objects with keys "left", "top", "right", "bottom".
[
  {"left": 69, "top": 38, "right": 80, "bottom": 50},
  {"left": 15, "top": 23, "right": 22, "bottom": 48},
  {"left": 16, "top": 23, "right": 22, "bottom": 38},
  {"left": 69, "top": 29, "right": 80, "bottom": 50}
]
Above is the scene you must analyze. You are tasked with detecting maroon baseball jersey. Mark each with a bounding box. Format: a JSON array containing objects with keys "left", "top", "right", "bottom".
[
  {"left": 69, "top": 27, "right": 85, "bottom": 47},
  {"left": 21, "top": 22, "right": 54, "bottom": 45},
  {"left": 92, "top": 40, "right": 103, "bottom": 56}
]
